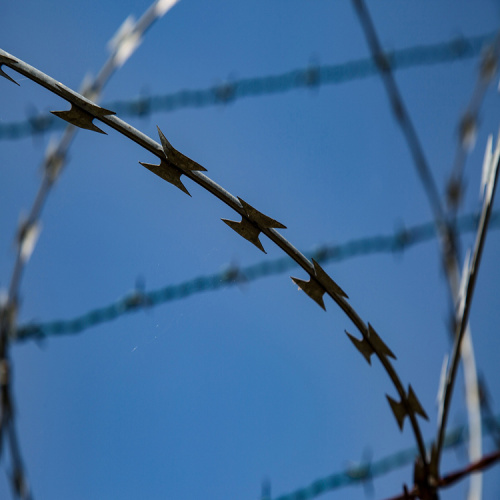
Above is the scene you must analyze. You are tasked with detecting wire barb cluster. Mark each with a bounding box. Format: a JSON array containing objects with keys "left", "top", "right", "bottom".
[
  {"left": 1, "top": 44, "right": 431, "bottom": 477},
  {"left": 1, "top": 7, "right": 499, "bottom": 499}
]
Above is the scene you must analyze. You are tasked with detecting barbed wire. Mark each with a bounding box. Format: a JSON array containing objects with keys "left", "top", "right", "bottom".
[
  {"left": 2, "top": 44, "right": 496, "bottom": 493},
  {"left": 271, "top": 415, "right": 500, "bottom": 500},
  {"left": 14, "top": 210, "right": 499, "bottom": 342},
  {"left": 0, "top": 3, "right": 179, "bottom": 499},
  {"left": 351, "top": 2, "right": 500, "bottom": 496},
  {"left": 0, "top": 32, "right": 493, "bottom": 141}
]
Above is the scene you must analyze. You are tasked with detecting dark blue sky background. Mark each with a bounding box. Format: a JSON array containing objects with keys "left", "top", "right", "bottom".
[{"left": 1, "top": 1, "right": 500, "bottom": 499}]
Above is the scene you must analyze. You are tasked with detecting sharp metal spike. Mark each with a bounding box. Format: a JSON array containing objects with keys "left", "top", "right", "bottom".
[
  {"left": 386, "top": 394, "right": 407, "bottom": 431},
  {"left": 345, "top": 324, "right": 394, "bottom": 365},
  {"left": 51, "top": 104, "right": 107, "bottom": 134},
  {"left": 407, "top": 385, "right": 429, "bottom": 421},
  {"left": 222, "top": 217, "right": 266, "bottom": 253},
  {"left": 221, "top": 197, "right": 285, "bottom": 253},
  {"left": 290, "top": 275, "right": 326, "bottom": 310},
  {"left": 139, "top": 160, "right": 191, "bottom": 196},
  {"left": 345, "top": 330, "right": 374, "bottom": 364},
  {"left": 54, "top": 83, "right": 116, "bottom": 118},
  {"left": 290, "top": 258, "right": 348, "bottom": 310},
  {"left": 311, "top": 258, "right": 348, "bottom": 299},
  {"left": 238, "top": 197, "right": 286, "bottom": 229},
  {"left": 156, "top": 126, "right": 207, "bottom": 172},
  {"left": 367, "top": 323, "right": 396, "bottom": 360},
  {"left": 0, "top": 54, "right": 20, "bottom": 85},
  {"left": 0, "top": 64, "right": 19, "bottom": 86},
  {"left": 387, "top": 385, "right": 428, "bottom": 432}
]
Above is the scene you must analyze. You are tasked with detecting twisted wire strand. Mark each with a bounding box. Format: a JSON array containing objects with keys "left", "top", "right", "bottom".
[
  {"left": 0, "top": 32, "right": 492, "bottom": 141},
  {"left": 14, "top": 211, "right": 499, "bottom": 342}
]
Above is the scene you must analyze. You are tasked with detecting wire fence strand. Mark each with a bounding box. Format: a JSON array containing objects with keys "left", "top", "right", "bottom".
[
  {"left": 0, "top": 32, "right": 493, "bottom": 141},
  {"left": 15, "top": 210, "right": 499, "bottom": 342},
  {"left": 272, "top": 415, "right": 500, "bottom": 500}
]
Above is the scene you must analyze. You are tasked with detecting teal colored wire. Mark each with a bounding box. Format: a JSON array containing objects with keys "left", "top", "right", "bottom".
[
  {"left": 0, "top": 32, "right": 493, "bottom": 141},
  {"left": 15, "top": 211, "right": 499, "bottom": 341},
  {"left": 272, "top": 415, "right": 500, "bottom": 500}
]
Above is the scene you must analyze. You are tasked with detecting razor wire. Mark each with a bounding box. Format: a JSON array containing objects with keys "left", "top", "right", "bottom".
[
  {"left": 0, "top": 47, "right": 434, "bottom": 473},
  {"left": 0, "top": 31, "right": 493, "bottom": 141},
  {"left": 14, "top": 210, "right": 500, "bottom": 342},
  {"left": 2, "top": 24, "right": 500, "bottom": 494},
  {"left": 271, "top": 414, "right": 500, "bottom": 500}
]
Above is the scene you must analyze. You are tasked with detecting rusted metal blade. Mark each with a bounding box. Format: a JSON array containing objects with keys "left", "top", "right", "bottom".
[
  {"left": 311, "top": 258, "right": 348, "bottom": 299},
  {"left": 407, "top": 384, "right": 428, "bottom": 421},
  {"left": 291, "top": 258, "right": 347, "bottom": 310},
  {"left": 345, "top": 324, "right": 395, "bottom": 365},
  {"left": 387, "top": 385, "right": 428, "bottom": 431},
  {"left": 291, "top": 275, "right": 326, "bottom": 310},
  {"left": 238, "top": 197, "right": 286, "bottom": 229},
  {"left": 156, "top": 126, "right": 207, "bottom": 172},
  {"left": 222, "top": 217, "right": 266, "bottom": 253},
  {"left": 139, "top": 159, "right": 190, "bottom": 196},
  {"left": 51, "top": 104, "right": 107, "bottom": 134},
  {"left": 222, "top": 197, "right": 286, "bottom": 253},
  {"left": 387, "top": 394, "right": 407, "bottom": 431}
]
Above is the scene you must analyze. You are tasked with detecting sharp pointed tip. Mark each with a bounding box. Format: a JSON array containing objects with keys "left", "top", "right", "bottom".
[
  {"left": 156, "top": 125, "right": 167, "bottom": 141},
  {"left": 0, "top": 67, "right": 19, "bottom": 86},
  {"left": 254, "top": 238, "right": 266, "bottom": 253}
]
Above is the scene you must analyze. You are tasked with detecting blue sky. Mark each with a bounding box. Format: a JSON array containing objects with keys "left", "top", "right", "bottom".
[{"left": 1, "top": 1, "right": 500, "bottom": 499}]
